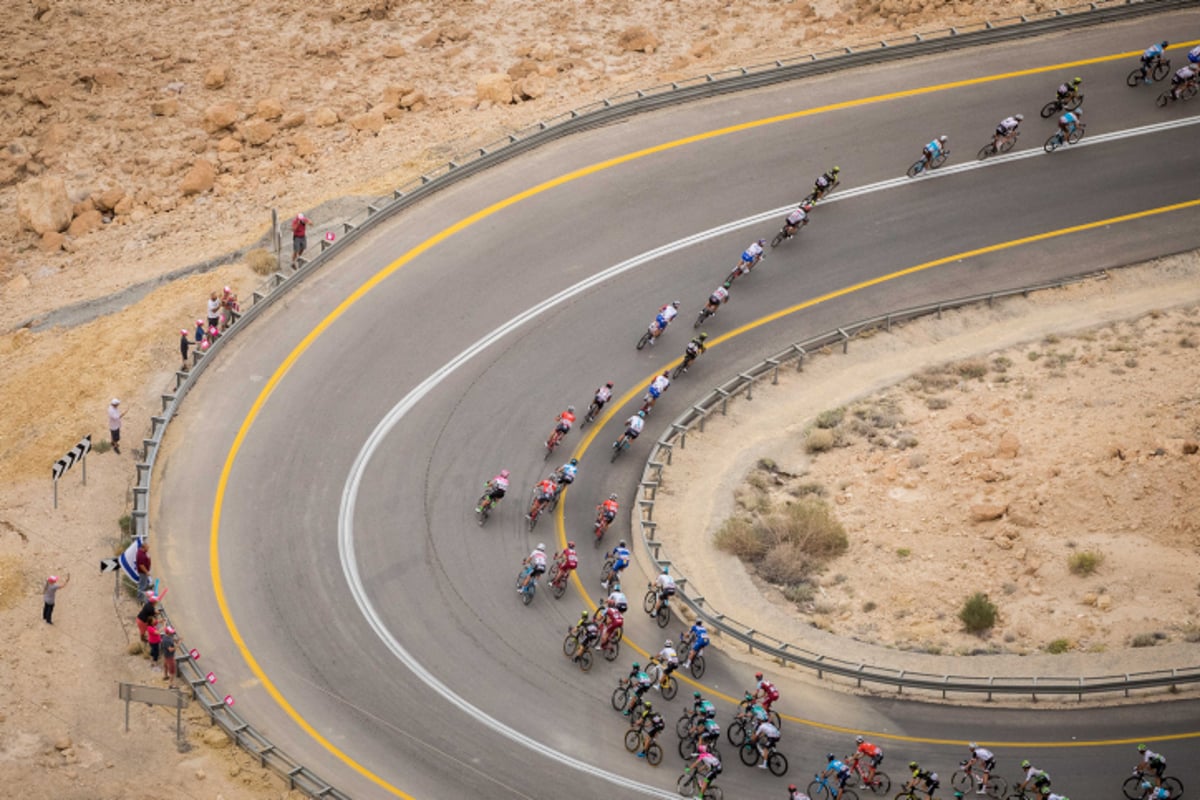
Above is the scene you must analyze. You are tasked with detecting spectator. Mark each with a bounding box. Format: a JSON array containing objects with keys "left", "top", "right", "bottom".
[
  {"left": 207, "top": 325, "right": 220, "bottom": 345},
  {"left": 162, "top": 625, "right": 178, "bottom": 687},
  {"left": 146, "top": 621, "right": 162, "bottom": 668},
  {"left": 219, "top": 286, "right": 239, "bottom": 331},
  {"left": 290, "top": 212, "right": 311, "bottom": 268},
  {"left": 136, "top": 592, "right": 157, "bottom": 642},
  {"left": 42, "top": 573, "right": 69, "bottom": 624},
  {"left": 135, "top": 541, "right": 152, "bottom": 601},
  {"left": 179, "top": 329, "right": 191, "bottom": 370},
  {"left": 194, "top": 319, "right": 205, "bottom": 346},
  {"left": 206, "top": 291, "right": 220, "bottom": 329},
  {"left": 108, "top": 398, "right": 125, "bottom": 455}
]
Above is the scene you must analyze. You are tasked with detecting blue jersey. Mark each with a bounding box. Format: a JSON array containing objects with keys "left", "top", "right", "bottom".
[
  {"left": 829, "top": 759, "right": 849, "bottom": 774},
  {"left": 689, "top": 623, "right": 710, "bottom": 648},
  {"left": 1061, "top": 111, "right": 1079, "bottom": 126},
  {"left": 925, "top": 140, "right": 942, "bottom": 157},
  {"left": 1144, "top": 44, "right": 1164, "bottom": 60},
  {"left": 558, "top": 463, "right": 577, "bottom": 481},
  {"left": 611, "top": 546, "right": 631, "bottom": 568}
]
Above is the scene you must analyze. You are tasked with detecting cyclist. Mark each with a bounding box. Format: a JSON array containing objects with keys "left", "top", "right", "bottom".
[
  {"left": 571, "top": 610, "right": 601, "bottom": 660},
  {"left": 588, "top": 382, "right": 614, "bottom": 417},
  {"left": 1134, "top": 745, "right": 1166, "bottom": 783},
  {"left": 964, "top": 742, "right": 996, "bottom": 794},
  {"left": 551, "top": 541, "right": 578, "bottom": 586},
  {"left": 810, "top": 166, "right": 840, "bottom": 201},
  {"left": 1018, "top": 760, "right": 1051, "bottom": 794},
  {"left": 476, "top": 468, "right": 510, "bottom": 512},
  {"left": 654, "top": 638, "right": 680, "bottom": 689},
  {"left": 781, "top": 202, "right": 814, "bottom": 239},
  {"left": 679, "top": 333, "right": 709, "bottom": 374},
  {"left": 1139, "top": 41, "right": 1169, "bottom": 83},
  {"left": 682, "top": 619, "right": 710, "bottom": 670},
  {"left": 686, "top": 743, "right": 723, "bottom": 798},
  {"left": 547, "top": 406, "right": 576, "bottom": 449},
  {"left": 790, "top": 785, "right": 813, "bottom": 800},
  {"left": 1140, "top": 781, "right": 1169, "bottom": 800},
  {"left": 851, "top": 735, "right": 884, "bottom": 784},
  {"left": 694, "top": 708, "right": 721, "bottom": 752},
  {"left": 905, "top": 761, "right": 941, "bottom": 800},
  {"left": 603, "top": 539, "right": 632, "bottom": 590},
  {"left": 527, "top": 475, "right": 559, "bottom": 519},
  {"left": 753, "top": 671, "right": 781, "bottom": 714},
  {"left": 751, "top": 719, "right": 781, "bottom": 769},
  {"left": 604, "top": 581, "right": 629, "bottom": 612},
  {"left": 823, "top": 753, "right": 853, "bottom": 796},
  {"left": 553, "top": 457, "right": 579, "bottom": 488},
  {"left": 992, "top": 114, "right": 1023, "bottom": 152},
  {"left": 1169, "top": 65, "right": 1196, "bottom": 100},
  {"left": 623, "top": 662, "right": 654, "bottom": 715},
  {"left": 1190, "top": 45, "right": 1200, "bottom": 67},
  {"left": 597, "top": 602, "right": 624, "bottom": 649},
  {"left": 649, "top": 301, "right": 682, "bottom": 344},
  {"left": 622, "top": 410, "right": 646, "bottom": 444},
  {"left": 921, "top": 135, "right": 948, "bottom": 170},
  {"left": 1055, "top": 76, "right": 1082, "bottom": 105},
  {"left": 737, "top": 239, "right": 767, "bottom": 276},
  {"left": 641, "top": 370, "right": 671, "bottom": 413},
  {"left": 517, "top": 543, "right": 547, "bottom": 592},
  {"left": 1057, "top": 108, "right": 1082, "bottom": 144},
  {"left": 702, "top": 282, "right": 731, "bottom": 316},
  {"left": 650, "top": 566, "right": 677, "bottom": 617},
  {"left": 634, "top": 702, "right": 666, "bottom": 759},
  {"left": 595, "top": 493, "right": 620, "bottom": 536}
]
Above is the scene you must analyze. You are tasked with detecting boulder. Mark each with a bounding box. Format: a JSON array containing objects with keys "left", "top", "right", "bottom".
[
  {"left": 203, "top": 102, "right": 239, "bottom": 133},
  {"left": 382, "top": 43, "right": 407, "bottom": 58},
  {"left": 529, "top": 41, "right": 555, "bottom": 61},
  {"left": 349, "top": 109, "right": 385, "bottom": 134},
  {"left": 507, "top": 59, "right": 539, "bottom": 80},
  {"left": 515, "top": 74, "right": 547, "bottom": 100},
  {"left": 996, "top": 432, "right": 1020, "bottom": 459},
  {"left": 67, "top": 208, "right": 103, "bottom": 237},
  {"left": 216, "top": 136, "right": 242, "bottom": 153},
  {"left": 203, "top": 64, "right": 229, "bottom": 90},
  {"left": 1183, "top": 440, "right": 1199, "bottom": 455},
  {"left": 255, "top": 98, "right": 284, "bottom": 120},
  {"left": 39, "top": 231, "right": 65, "bottom": 251},
  {"left": 617, "top": 26, "right": 660, "bottom": 53},
  {"left": 240, "top": 119, "right": 276, "bottom": 146},
  {"left": 279, "top": 111, "right": 306, "bottom": 130},
  {"left": 95, "top": 187, "right": 126, "bottom": 212},
  {"left": 179, "top": 159, "right": 215, "bottom": 196},
  {"left": 151, "top": 97, "right": 179, "bottom": 117},
  {"left": 312, "top": 107, "right": 340, "bottom": 127},
  {"left": 475, "top": 73, "right": 514, "bottom": 105},
  {"left": 382, "top": 83, "right": 417, "bottom": 106},
  {"left": 113, "top": 195, "right": 134, "bottom": 215},
  {"left": 970, "top": 503, "right": 1007, "bottom": 522},
  {"left": 17, "top": 175, "right": 72, "bottom": 234},
  {"left": 399, "top": 90, "right": 425, "bottom": 109}
]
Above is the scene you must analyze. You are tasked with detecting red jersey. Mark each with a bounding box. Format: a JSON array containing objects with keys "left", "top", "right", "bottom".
[
  {"left": 559, "top": 410, "right": 576, "bottom": 425},
  {"left": 601, "top": 499, "right": 619, "bottom": 516},
  {"left": 602, "top": 609, "right": 624, "bottom": 630},
  {"left": 858, "top": 742, "right": 882, "bottom": 758},
  {"left": 560, "top": 549, "right": 578, "bottom": 570}
]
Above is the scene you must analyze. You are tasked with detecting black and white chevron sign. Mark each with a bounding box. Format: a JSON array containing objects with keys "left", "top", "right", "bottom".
[{"left": 52, "top": 435, "right": 91, "bottom": 482}]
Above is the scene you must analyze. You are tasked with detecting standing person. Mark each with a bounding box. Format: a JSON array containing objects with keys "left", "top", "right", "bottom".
[
  {"left": 290, "top": 212, "right": 311, "bottom": 268},
  {"left": 161, "top": 625, "right": 177, "bottom": 687},
  {"left": 108, "top": 398, "right": 125, "bottom": 454},
  {"left": 42, "top": 573, "right": 69, "bottom": 624},
  {"left": 206, "top": 291, "right": 221, "bottom": 329},
  {"left": 194, "top": 319, "right": 205, "bottom": 346},
  {"left": 135, "top": 541, "right": 152, "bottom": 602},
  {"left": 136, "top": 592, "right": 157, "bottom": 642},
  {"left": 179, "top": 329, "right": 192, "bottom": 370},
  {"left": 146, "top": 621, "right": 162, "bottom": 668},
  {"left": 219, "top": 285, "right": 239, "bottom": 330}
]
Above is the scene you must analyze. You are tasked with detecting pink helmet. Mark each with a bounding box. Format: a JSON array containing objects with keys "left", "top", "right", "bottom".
[
  {"left": 697, "top": 743, "right": 709, "bottom": 755},
  {"left": 499, "top": 469, "right": 510, "bottom": 478}
]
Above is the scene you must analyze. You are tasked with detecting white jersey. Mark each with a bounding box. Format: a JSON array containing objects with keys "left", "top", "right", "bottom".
[
  {"left": 710, "top": 285, "right": 729, "bottom": 303},
  {"left": 998, "top": 117, "right": 1019, "bottom": 132},
  {"left": 608, "top": 590, "right": 627, "bottom": 608},
  {"left": 972, "top": 747, "right": 994, "bottom": 761},
  {"left": 528, "top": 550, "right": 547, "bottom": 567},
  {"left": 626, "top": 415, "right": 645, "bottom": 434},
  {"left": 656, "top": 573, "right": 677, "bottom": 592},
  {"left": 595, "top": 387, "right": 612, "bottom": 403},
  {"left": 756, "top": 721, "right": 780, "bottom": 739},
  {"left": 659, "top": 305, "right": 679, "bottom": 323},
  {"left": 651, "top": 375, "right": 670, "bottom": 393},
  {"left": 786, "top": 208, "right": 808, "bottom": 226},
  {"left": 1175, "top": 66, "right": 1196, "bottom": 81},
  {"left": 658, "top": 646, "right": 678, "bottom": 664},
  {"left": 744, "top": 242, "right": 764, "bottom": 260}
]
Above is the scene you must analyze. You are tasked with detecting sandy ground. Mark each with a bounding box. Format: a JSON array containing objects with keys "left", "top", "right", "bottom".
[
  {"left": 0, "top": 0, "right": 1179, "bottom": 796},
  {"left": 652, "top": 254, "right": 1200, "bottom": 680}
]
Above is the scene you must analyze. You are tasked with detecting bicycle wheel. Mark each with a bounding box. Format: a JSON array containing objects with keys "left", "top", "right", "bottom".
[
  {"left": 678, "top": 771, "right": 698, "bottom": 797},
  {"left": 521, "top": 582, "right": 535, "bottom": 605},
  {"left": 840, "top": 790, "right": 859, "bottom": 800},
  {"left": 977, "top": 143, "right": 996, "bottom": 161},
  {"left": 1043, "top": 133, "right": 1062, "bottom": 153},
  {"left": 768, "top": 751, "right": 789, "bottom": 777},
  {"left": 694, "top": 310, "right": 708, "bottom": 328},
  {"left": 984, "top": 776, "right": 1007, "bottom": 799},
  {"left": 869, "top": 771, "right": 892, "bottom": 794},
  {"left": 767, "top": 709, "right": 782, "bottom": 729},
  {"left": 610, "top": 439, "right": 625, "bottom": 463},
  {"left": 637, "top": 330, "right": 652, "bottom": 350},
  {"left": 676, "top": 714, "right": 694, "bottom": 739},
  {"left": 612, "top": 685, "right": 630, "bottom": 711},
  {"left": 678, "top": 734, "right": 697, "bottom": 759},
  {"left": 1184, "top": 83, "right": 1200, "bottom": 101},
  {"left": 1128, "top": 68, "right": 1146, "bottom": 87},
  {"left": 999, "top": 135, "right": 1017, "bottom": 153},
  {"left": 727, "top": 720, "right": 747, "bottom": 747},
  {"left": 931, "top": 150, "right": 948, "bottom": 169},
  {"left": 601, "top": 557, "right": 615, "bottom": 578},
  {"left": 1040, "top": 99, "right": 1060, "bottom": 117},
  {"left": 656, "top": 604, "right": 672, "bottom": 628},
  {"left": 625, "top": 729, "right": 642, "bottom": 753},
  {"left": 1153, "top": 60, "right": 1171, "bottom": 81},
  {"left": 704, "top": 786, "right": 723, "bottom": 800},
  {"left": 951, "top": 771, "right": 973, "bottom": 793},
  {"left": 739, "top": 743, "right": 759, "bottom": 766},
  {"left": 1156, "top": 89, "right": 1172, "bottom": 107},
  {"left": 662, "top": 675, "right": 678, "bottom": 700},
  {"left": 770, "top": 230, "right": 786, "bottom": 248},
  {"left": 563, "top": 634, "right": 579, "bottom": 657},
  {"left": 1067, "top": 126, "right": 1085, "bottom": 145},
  {"left": 641, "top": 741, "right": 660, "bottom": 766},
  {"left": 905, "top": 160, "right": 924, "bottom": 178},
  {"left": 578, "top": 649, "right": 593, "bottom": 671},
  {"left": 1122, "top": 776, "right": 1143, "bottom": 800},
  {"left": 550, "top": 571, "right": 567, "bottom": 599},
  {"left": 612, "top": 626, "right": 624, "bottom": 644},
  {"left": 643, "top": 589, "right": 657, "bottom": 613},
  {"left": 810, "top": 780, "right": 832, "bottom": 799},
  {"left": 1163, "top": 776, "right": 1184, "bottom": 797},
  {"left": 689, "top": 654, "right": 706, "bottom": 679}
]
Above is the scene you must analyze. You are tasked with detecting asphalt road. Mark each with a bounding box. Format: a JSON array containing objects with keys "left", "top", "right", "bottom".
[{"left": 155, "top": 10, "right": 1200, "bottom": 800}]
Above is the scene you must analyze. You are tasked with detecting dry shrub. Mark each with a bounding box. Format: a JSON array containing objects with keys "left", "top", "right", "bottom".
[
  {"left": 714, "top": 516, "right": 764, "bottom": 561},
  {"left": 806, "top": 429, "right": 834, "bottom": 453},
  {"left": 245, "top": 247, "right": 276, "bottom": 275},
  {"left": 715, "top": 498, "right": 847, "bottom": 583},
  {"left": 757, "top": 542, "right": 809, "bottom": 585},
  {"left": 815, "top": 408, "right": 844, "bottom": 429},
  {"left": 955, "top": 359, "right": 988, "bottom": 379}
]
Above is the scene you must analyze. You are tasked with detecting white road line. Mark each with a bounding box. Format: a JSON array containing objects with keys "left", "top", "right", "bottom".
[{"left": 336, "top": 113, "right": 1198, "bottom": 795}]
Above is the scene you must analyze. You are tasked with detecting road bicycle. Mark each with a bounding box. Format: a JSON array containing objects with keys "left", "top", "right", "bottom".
[
  {"left": 546, "top": 559, "right": 571, "bottom": 599},
  {"left": 725, "top": 256, "right": 762, "bottom": 285},
  {"left": 1156, "top": 81, "right": 1199, "bottom": 107},
  {"left": 612, "top": 676, "right": 649, "bottom": 714},
  {"left": 645, "top": 656, "right": 679, "bottom": 700},
  {"left": 733, "top": 691, "right": 782, "bottom": 732},
  {"left": 561, "top": 629, "right": 595, "bottom": 671},
  {"left": 636, "top": 318, "right": 666, "bottom": 350},
  {"left": 694, "top": 303, "right": 718, "bottom": 328},
  {"left": 544, "top": 427, "right": 567, "bottom": 459},
  {"left": 803, "top": 176, "right": 840, "bottom": 205},
  {"left": 1122, "top": 773, "right": 1184, "bottom": 800},
  {"left": 475, "top": 486, "right": 502, "bottom": 526},
  {"left": 643, "top": 584, "right": 673, "bottom": 628},
  {"left": 526, "top": 489, "right": 553, "bottom": 531},
  {"left": 678, "top": 629, "right": 707, "bottom": 678},
  {"left": 623, "top": 726, "right": 664, "bottom": 765},
  {"left": 906, "top": 148, "right": 949, "bottom": 178},
  {"left": 611, "top": 431, "right": 636, "bottom": 462},
  {"left": 678, "top": 729, "right": 722, "bottom": 762},
  {"left": 808, "top": 772, "right": 859, "bottom": 800},
  {"left": 580, "top": 398, "right": 605, "bottom": 428},
  {"left": 594, "top": 505, "right": 617, "bottom": 546},
  {"left": 672, "top": 349, "right": 702, "bottom": 380},
  {"left": 951, "top": 762, "right": 1006, "bottom": 799},
  {"left": 894, "top": 786, "right": 935, "bottom": 800},
  {"left": 677, "top": 767, "right": 723, "bottom": 800},
  {"left": 847, "top": 755, "right": 891, "bottom": 794},
  {"left": 1043, "top": 123, "right": 1085, "bottom": 153},
  {"left": 977, "top": 130, "right": 1019, "bottom": 160},
  {"left": 515, "top": 564, "right": 539, "bottom": 606},
  {"left": 1127, "top": 57, "right": 1171, "bottom": 87},
  {"left": 1039, "top": 92, "right": 1084, "bottom": 117},
  {"left": 739, "top": 739, "right": 789, "bottom": 776},
  {"left": 770, "top": 217, "right": 807, "bottom": 248}
]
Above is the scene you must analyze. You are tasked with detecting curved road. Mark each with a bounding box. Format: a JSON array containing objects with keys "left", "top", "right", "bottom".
[{"left": 156, "top": 11, "right": 1200, "bottom": 800}]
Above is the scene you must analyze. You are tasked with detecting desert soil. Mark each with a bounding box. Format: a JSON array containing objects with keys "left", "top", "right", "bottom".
[{"left": 0, "top": 0, "right": 1181, "bottom": 797}]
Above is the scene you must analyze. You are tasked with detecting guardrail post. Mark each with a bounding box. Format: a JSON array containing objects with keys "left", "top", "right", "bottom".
[
  {"left": 671, "top": 424, "right": 688, "bottom": 448},
  {"left": 766, "top": 358, "right": 781, "bottom": 384},
  {"left": 943, "top": 675, "right": 949, "bottom": 699},
  {"left": 794, "top": 345, "right": 806, "bottom": 371},
  {"left": 1125, "top": 673, "right": 1131, "bottom": 698},
  {"left": 739, "top": 374, "right": 754, "bottom": 400},
  {"left": 897, "top": 671, "right": 904, "bottom": 694},
  {"left": 693, "top": 405, "right": 708, "bottom": 432},
  {"left": 1031, "top": 675, "right": 1037, "bottom": 702},
  {"left": 150, "top": 416, "right": 167, "bottom": 438},
  {"left": 987, "top": 676, "right": 994, "bottom": 702},
  {"left": 716, "top": 387, "right": 731, "bottom": 414},
  {"left": 161, "top": 394, "right": 174, "bottom": 412},
  {"left": 175, "top": 371, "right": 188, "bottom": 390},
  {"left": 837, "top": 328, "right": 851, "bottom": 354},
  {"left": 655, "top": 441, "right": 673, "bottom": 465}
]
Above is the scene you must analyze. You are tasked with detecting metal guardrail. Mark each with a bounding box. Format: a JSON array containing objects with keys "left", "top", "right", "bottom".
[
  {"left": 634, "top": 271, "right": 1200, "bottom": 701},
  {"left": 124, "top": 0, "right": 1200, "bottom": 791}
]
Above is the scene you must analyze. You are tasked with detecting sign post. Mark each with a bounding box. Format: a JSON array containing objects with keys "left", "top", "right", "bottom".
[{"left": 51, "top": 434, "right": 91, "bottom": 509}]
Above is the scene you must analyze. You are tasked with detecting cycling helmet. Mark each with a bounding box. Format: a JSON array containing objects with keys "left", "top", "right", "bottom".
[
  {"left": 1073, "top": 108, "right": 1083, "bottom": 116},
  {"left": 665, "top": 639, "right": 673, "bottom": 648},
  {"left": 954, "top": 794, "right": 966, "bottom": 800},
  {"left": 693, "top": 691, "right": 702, "bottom": 699},
  {"left": 567, "top": 405, "right": 575, "bottom": 413},
  {"left": 499, "top": 469, "right": 509, "bottom": 478},
  {"left": 827, "top": 754, "right": 837, "bottom": 761},
  {"left": 969, "top": 742, "right": 977, "bottom": 749},
  {"left": 619, "top": 539, "right": 627, "bottom": 547},
  {"left": 606, "top": 381, "right": 613, "bottom": 388},
  {"left": 672, "top": 300, "right": 681, "bottom": 308},
  {"left": 569, "top": 457, "right": 578, "bottom": 466},
  {"left": 567, "top": 540, "right": 576, "bottom": 548},
  {"left": 1162, "top": 41, "right": 1169, "bottom": 48},
  {"left": 832, "top": 166, "right": 840, "bottom": 173},
  {"left": 856, "top": 736, "right": 865, "bottom": 744},
  {"left": 611, "top": 581, "right": 620, "bottom": 592},
  {"left": 631, "top": 662, "right": 639, "bottom": 670},
  {"left": 662, "top": 566, "right": 669, "bottom": 574},
  {"left": 1021, "top": 760, "right": 1031, "bottom": 768},
  {"left": 698, "top": 332, "right": 709, "bottom": 340},
  {"left": 536, "top": 543, "right": 546, "bottom": 551},
  {"left": 939, "top": 135, "right": 948, "bottom": 143},
  {"left": 1014, "top": 114, "right": 1024, "bottom": 121},
  {"left": 1138, "top": 744, "right": 1147, "bottom": 752},
  {"left": 722, "top": 281, "right": 732, "bottom": 289},
  {"left": 757, "top": 238, "right": 766, "bottom": 246},
  {"left": 637, "top": 410, "right": 646, "bottom": 418},
  {"left": 755, "top": 672, "right": 763, "bottom": 680},
  {"left": 1072, "top": 77, "right": 1082, "bottom": 84},
  {"left": 801, "top": 202, "right": 814, "bottom": 212},
  {"left": 910, "top": 762, "right": 920, "bottom": 769}
]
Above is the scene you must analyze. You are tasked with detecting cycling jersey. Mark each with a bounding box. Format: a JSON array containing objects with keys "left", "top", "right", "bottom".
[
  {"left": 1146, "top": 788, "right": 1169, "bottom": 800},
  {"left": 602, "top": 608, "right": 624, "bottom": 630},
  {"left": 1173, "top": 66, "right": 1195, "bottom": 83},
  {"left": 757, "top": 679, "right": 779, "bottom": 701},
  {"left": 749, "top": 705, "right": 768, "bottom": 723},
  {"left": 997, "top": 117, "right": 1019, "bottom": 134},
  {"left": 632, "top": 671, "right": 652, "bottom": 690},
  {"left": 611, "top": 546, "right": 631, "bottom": 569},
  {"left": 625, "top": 415, "right": 644, "bottom": 437},
  {"left": 1143, "top": 44, "right": 1164, "bottom": 61},
  {"left": 1059, "top": 112, "right": 1079, "bottom": 127},
  {"left": 559, "top": 549, "right": 578, "bottom": 570},
  {"left": 827, "top": 759, "right": 850, "bottom": 778},
  {"left": 858, "top": 742, "right": 883, "bottom": 759},
  {"left": 686, "top": 340, "right": 706, "bottom": 356},
  {"left": 971, "top": 747, "right": 994, "bottom": 761},
  {"left": 658, "top": 646, "right": 679, "bottom": 665},
  {"left": 527, "top": 550, "right": 547, "bottom": 574},
  {"left": 688, "top": 623, "right": 709, "bottom": 650},
  {"left": 594, "top": 386, "right": 612, "bottom": 403},
  {"left": 709, "top": 286, "right": 729, "bottom": 304},
  {"left": 786, "top": 208, "right": 808, "bottom": 226},
  {"left": 1024, "top": 767, "right": 1049, "bottom": 784},
  {"left": 655, "top": 573, "right": 677, "bottom": 595},
  {"left": 924, "top": 140, "right": 943, "bottom": 157},
  {"left": 659, "top": 305, "right": 679, "bottom": 323},
  {"left": 536, "top": 480, "right": 557, "bottom": 501},
  {"left": 556, "top": 463, "right": 577, "bottom": 483},
  {"left": 646, "top": 712, "right": 665, "bottom": 734},
  {"left": 486, "top": 476, "right": 509, "bottom": 497},
  {"left": 607, "top": 590, "right": 628, "bottom": 611},
  {"left": 1056, "top": 83, "right": 1072, "bottom": 97},
  {"left": 600, "top": 499, "right": 619, "bottom": 520},
  {"left": 756, "top": 721, "right": 780, "bottom": 741},
  {"left": 742, "top": 242, "right": 764, "bottom": 262},
  {"left": 648, "top": 375, "right": 670, "bottom": 397}
]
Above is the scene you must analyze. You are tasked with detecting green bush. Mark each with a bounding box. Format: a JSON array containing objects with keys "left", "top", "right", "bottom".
[
  {"left": 1068, "top": 550, "right": 1104, "bottom": 576},
  {"left": 1045, "top": 638, "right": 1070, "bottom": 654},
  {"left": 815, "top": 408, "right": 845, "bottom": 429},
  {"left": 959, "top": 592, "right": 998, "bottom": 634},
  {"left": 783, "top": 582, "right": 816, "bottom": 604}
]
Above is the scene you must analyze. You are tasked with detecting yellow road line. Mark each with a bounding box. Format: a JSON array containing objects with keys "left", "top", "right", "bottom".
[
  {"left": 210, "top": 45, "right": 1200, "bottom": 794},
  {"left": 557, "top": 196, "right": 1200, "bottom": 745}
]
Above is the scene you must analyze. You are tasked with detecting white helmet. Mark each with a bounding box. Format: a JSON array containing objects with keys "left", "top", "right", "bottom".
[
  {"left": 665, "top": 639, "right": 673, "bottom": 648},
  {"left": 939, "top": 135, "right": 948, "bottom": 143},
  {"left": 1014, "top": 113, "right": 1024, "bottom": 121},
  {"left": 536, "top": 543, "right": 546, "bottom": 551}
]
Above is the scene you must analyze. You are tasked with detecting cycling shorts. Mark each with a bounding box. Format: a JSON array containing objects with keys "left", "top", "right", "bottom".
[
  {"left": 537, "top": 491, "right": 556, "bottom": 502},
  {"left": 691, "top": 637, "right": 708, "bottom": 652},
  {"left": 555, "top": 421, "right": 571, "bottom": 434},
  {"left": 871, "top": 753, "right": 884, "bottom": 766},
  {"left": 614, "top": 559, "right": 630, "bottom": 571},
  {"left": 487, "top": 487, "right": 506, "bottom": 499},
  {"left": 741, "top": 252, "right": 756, "bottom": 264},
  {"left": 530, "top": 563, "right": 546, "bottom": 576},
  {"left": 602, "top": 509, "right": 616, "bottom": 522},
  {"left": 625, "top": 427, "right": 640, "bottom": 440},
  {"left": 660, "top": 586, "right": 676, "bottom": 597},
  {"left": 648, "top": 386, "right": 661, "bottom": 399}
]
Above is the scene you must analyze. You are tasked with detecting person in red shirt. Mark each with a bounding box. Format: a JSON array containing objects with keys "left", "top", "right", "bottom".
[
  {"left": 852, "top": 735, "right": 884, "bottom": 784},
  {"left": 550, "top": 542, "right": 578, "bottom": 590},
  {"left": 290, "top": 213, "right": 311, "bottom": 268},
  {"left": 598, "top": 604, "right": 624, "bottom": 649}
]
